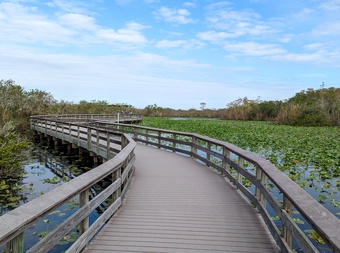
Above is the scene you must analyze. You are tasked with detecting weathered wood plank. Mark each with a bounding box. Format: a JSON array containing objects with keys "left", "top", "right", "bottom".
[{"left": 83, "top": 145, "right": 280, "bottom": 253}]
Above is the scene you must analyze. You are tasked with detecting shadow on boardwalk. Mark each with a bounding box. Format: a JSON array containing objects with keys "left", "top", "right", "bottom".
[{"left": 83, "top": 144, "right": 280, "bottom": 253}]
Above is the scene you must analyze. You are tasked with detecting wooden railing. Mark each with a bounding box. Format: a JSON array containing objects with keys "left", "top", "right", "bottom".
[
  {"left": 1, "top": 115, "right": 339, "bottom": 253},
  {"left": 93, "top": 121, "right": 340, "bottom": 253},
  {"left": 0, "top": 116, "right": 136, "bottom": 253},
  {"left": 33, "top": 113, "right": 143, "bottom": 124}
]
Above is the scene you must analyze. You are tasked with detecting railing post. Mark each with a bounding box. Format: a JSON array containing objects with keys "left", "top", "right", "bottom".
[
  {"left": 255, "top": 169, "right": 268, "bottom": 207},
  {"left": 77, "top": 125, "right": 80, "bottom": 146},
  {"left": 79, "top": 189, "right": 90, "bottom": 235},
  {"left": 237, "top": 156, "right": 244, "bottom": 189},
  {"left": 145, "top": 129, "right": 149, "bottom": 144},
  {"left": 6, "top": 232, "right": 24, "bottom": 253},
  {"left": 172, "top": 134, "right": 176, "bottom": 152},
  {"left": 158, "top": 131, "right": 161, "bottom": 149},
  {"left": 222, "top": 147, "right": 231, "bottom": 176},
  {"left": 112, "top": 168, "right": 122, "bottom": 202},
  {"left": 61, "top": 124, "right": 64, "bottom": 141},
  {"left": 87, "top": 127, "right": 92, "bottom": 151},
  {"left": 206, "top": 142, "right": 211, "bottom": 166},
  {"left": 107, "top": 132, "right": 111, "bottom": 160},
  {"left": 96, "top": 129, "right": 100, "bottom": 154},
  {"left": 133, "top": 128, "right": 137, "bottom": 140},
  {"left": 283, "top": 195, "right": 293, "bottom": 249},
  {"left": 255, "top": 166, "right": 262, "bottom": 205},
  {"left": 191, "top": 136, "right": 197, "bottom": 159},
  {"left": 121, "top": 135, "right": 128, "bottom": 149},
  {"left": 69, "top": 123, "right": 72, "bottom": 141}
]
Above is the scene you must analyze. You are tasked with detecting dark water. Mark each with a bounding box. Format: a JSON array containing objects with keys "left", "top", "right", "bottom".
[
  {"left": 0, "top": 141, "right": 103, "bottom": 252},
  {"left": 1, "top": 140, "right": 339, "bottom": 252}
]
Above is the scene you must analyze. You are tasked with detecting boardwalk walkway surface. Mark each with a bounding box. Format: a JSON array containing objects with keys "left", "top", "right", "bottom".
[{"left": 83, "top": 144, "right": 280, "bottom": 253}]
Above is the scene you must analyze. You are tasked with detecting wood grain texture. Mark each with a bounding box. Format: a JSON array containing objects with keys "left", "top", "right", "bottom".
[{"left": 83, "top": 144, "right": 280, "bottom": 253}]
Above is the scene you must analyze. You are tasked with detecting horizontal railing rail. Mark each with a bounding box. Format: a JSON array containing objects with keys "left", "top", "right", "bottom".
[
  {"left": 94, "top": 121, "right": 340, "bottom": 253},
  {"left": 32, "top": 113, "right": 143, "bottom": 124},
  {"left": 0, "top": 116, "right": 137, "bottom": 253}
]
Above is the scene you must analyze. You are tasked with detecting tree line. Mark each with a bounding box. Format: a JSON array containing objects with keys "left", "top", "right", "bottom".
[
  {"left": 1, "top": 79, "right": 339, "bottom": 177},
  {"left": 141, "top": 88, "right": 340, "bottom": 126}
]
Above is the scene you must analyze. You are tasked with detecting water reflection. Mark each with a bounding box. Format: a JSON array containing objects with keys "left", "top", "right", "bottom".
[{"left": 0, "top": 140, "right": 108, "bottom": 252}]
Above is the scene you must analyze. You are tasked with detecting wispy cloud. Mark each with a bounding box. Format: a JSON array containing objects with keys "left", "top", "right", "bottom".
[
  {"left": 204, "top": 3, "right": 276, "bottom": 39},
  {"left": 319, "top": 0, "right": 340, "bottom": 11},
  {"left": 0, "top": 2, "right": 148, "bottom": 47},
  {"left": 154, "top": 6, "right": 195, "bottom": 24},
  {"left": 45, "top": 0, "right": 90, "bottom": 14},
  {"left": 156, "top": 39, "right": 204, "bottom": 49},
  {"left": 224, "top": 41, "right": 285, "bottom": 57},
  {"left": 196, "top": 31, "right": 236, "bottom": 42}
]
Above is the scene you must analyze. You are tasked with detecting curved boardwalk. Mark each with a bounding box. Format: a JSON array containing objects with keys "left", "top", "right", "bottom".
[{"left": 83, "top": 144, "right": 280, "bottom": 253}]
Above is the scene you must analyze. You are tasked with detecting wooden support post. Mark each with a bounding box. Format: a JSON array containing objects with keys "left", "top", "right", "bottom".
[
  {"left": 6, "top": 232, "right": 24, "bottom": 253},
  {"left": 79, "top": 190, "right": 90, "bottom": 235},
  {"left": 112, "top": 168, "right": 121, "bottom": 202},
  {"left": 133, "top": 128, "right": 137, "bottom": 140},
  {"left": 237, "top": 156, "right": 244, "bottom": 189},
  {"left": 191, "top": 136, "right": 197, "bottom": 159},
  {"left": 172, "top": 134, "right": 176, "bottom": 152},
  {"left": 206, "top": 142, "right": 211, "bottom": 167},
  {"left": 260, "top": 172, "right": 267, "bottom": 207},
  {"left": 283, "top": 195, "right": 293, "bottom": 249},
  {"left": 77, "top": 125, "right": 80, "bottom": 146},
  {"left": 96, "top": 129, "right": 100, "bottom": 154},
  {"left": 61, "top": 124, "right": 64, "bottom": 141},
  {"left": 255, "top": 166, "right": 262, "bottom": 205},
  {"left": 67, "top": 144, "right": 72, "bottom": 154},
  {"left": 54, "top": 138, "right": 59, "bottom": 151},
  {"left": 87, "top": 128, "right": 92, "bottom": 151},
  {"left": 158, "top": 131, "right": 161, "bottom": 149},
  {"left": 69, "top": 124, "right": 72, "bottom": 141},
  {"left": 93, "top": 156, "right": 98, "bottom": 166},
  {"left": 40, "top": 133, "right": 44, "bottom": 142},
  {"left": 222, "top": 148, "right": 231, "bottom": 176},
  {"left": 107, "top": 132, "right": 111, "bottom": 160}
]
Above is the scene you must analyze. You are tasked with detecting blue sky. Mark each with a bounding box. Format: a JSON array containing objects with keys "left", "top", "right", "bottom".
[{"left": 1, "top": 0, "right": 339, "bottom": 109}]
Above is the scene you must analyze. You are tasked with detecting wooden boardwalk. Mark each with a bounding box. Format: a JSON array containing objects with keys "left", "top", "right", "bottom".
[{"left": 83, "top": 144, "right": 280, "bottom": 253}]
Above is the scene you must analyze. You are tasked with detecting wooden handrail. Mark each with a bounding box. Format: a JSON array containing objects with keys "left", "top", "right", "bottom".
[
  {"left": 94, "top": 121, "right": 340, "bottom": 253},
  {"left": 0, "top": 116, "right": 136, "bottom": 253},
  {"left": 31, "top": 113, "right": 143, "bottom": 124},
  {"left": 1, "top": 115, "right": 339, "bottom": 253}
]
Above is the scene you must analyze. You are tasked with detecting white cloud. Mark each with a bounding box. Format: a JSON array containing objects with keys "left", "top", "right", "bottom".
[
  {"left": 292, "top": 8, "right": 314, "bottom": 19},
  {"left": 96, "top": 22, "right": 148, "bottom": 44},
  {"left": 196, "top": 30, "right": 236, "bottom": 42},
  {"left": 278, "top": 34, "right": 294, "bottom": 43},
  {"left": 156, "top": 40, "right": 186, "bottom": 48},
  {"left": 58, "top": 13, "right": 97, "bottom": 31},
  {"left": 155, "top": 39, "right": 204, "bottom": 49},
  {"left": 154, "top": 6, "right": 195, "bottom": 24},
  {"left": 303, "top": 43, "right": 324, "bottom": 51},
  {"left": 224, "top": 41, "right": 285, "bottom": 57},
  {"left": 45, "top": 0, "right": 89, "bottom": 14},
  {"left": 310, "top": 22, "right": 340, "bottom": 36},
  {"left": 0, "top": 2, "right": 75, "bottom": 45},
  {"left": 205, "top": 5, "right": 276, "bottom": 39},
  {"left": 183, "top": 2, "right": 196, "bottom": 8},
  {"left": 319, "top": 0, "right": 340, "bottom": 11},
  {"left": 0, "top": 2, "right": 148, "bottom": 47}
]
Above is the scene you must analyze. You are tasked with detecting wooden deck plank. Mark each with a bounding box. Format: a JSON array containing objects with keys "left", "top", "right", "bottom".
[{"left": 83, "top": 144, "right": 280, "bottom": 253}]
